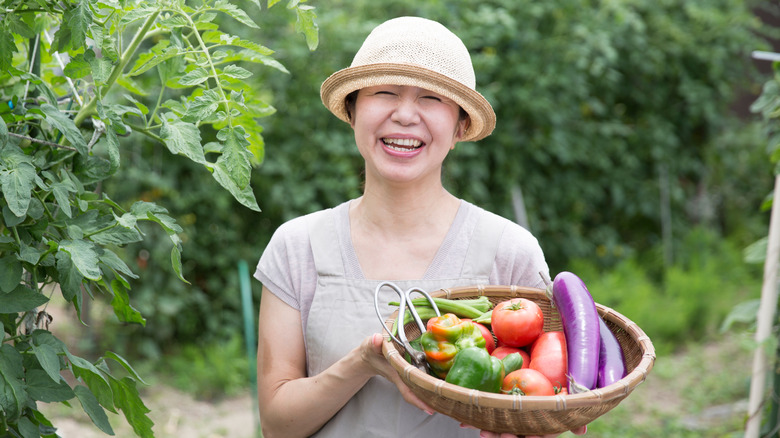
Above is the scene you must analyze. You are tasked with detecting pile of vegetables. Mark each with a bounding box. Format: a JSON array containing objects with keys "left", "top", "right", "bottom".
[{"left": 389, "top": 271, "right": 626, "bottom": 396}]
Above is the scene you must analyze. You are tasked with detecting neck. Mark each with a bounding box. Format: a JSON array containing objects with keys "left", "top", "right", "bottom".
[{"left": 351, "top": 181, "right": 459, "bottom": 236}]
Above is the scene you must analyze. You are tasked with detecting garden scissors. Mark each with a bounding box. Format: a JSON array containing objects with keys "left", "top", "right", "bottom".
[{"left": 374, "top": 281, "right": 441, "bottom": 373}]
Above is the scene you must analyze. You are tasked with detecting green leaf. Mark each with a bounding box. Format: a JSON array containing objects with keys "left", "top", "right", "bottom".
[
  {"left": 104, "top": 352, "right": 148, "bottom": 386},
  {"left": 178, "top": 67, "right": 211, "bottom": 86},
  {"left": 221, "top": 64, "right": 253, "bottom": 79},
  {"left": 0, "top": 284, "right": 49, "bottom": 313},
  {"left": 18, "top": 241, "right": 43, "bottom": 264},
  {"left": 31, "top": 342, "right": 62, "bottom": 383},
  {"left": 0, "top": 119, "right": 7, "bottom": 147},
  {"left": 55, "top": 250, "right": 84, "bottom": 302},
  {"left": 294, "top": 5, "right": 319, "bottom": 51},
  {"left": 67, "top": 351, "right": 116, "bottom": 413},
  {"left": 201, "top": 30, "right": 274, "bottom": 55},
  {"left": 108, "top": 376, "right": 154, "bottom": 438},
  {"left": 124, "top": 94, "right": 149, "bottom": 116},
  {"left": 104, "top": 126, "right": 121, "bottom": 174},
  {"left": 0, "top": 24, "right": 18, "bottom": 72},
  {"left": 212, "top": 160, "right": 260, "bottom": 211},
  {"left": 74, "top": 385, "right": 114, "bottom": 435},
  {"left": 720, "top": 298, "right": 760, "bottom": 333},
  {"left": 63, "top": 53, "right": 92, "bottom": 79},
  {"left": 0, "top": 255, "right": 23, "bottom": 293},
  {"left": 26, "top": 370, "right": 75, "bottom": 403},
  {"left": 109, "top": 282, "right": 145, "bottom": 325},
  {"left": 51, "top": 181, "right": 76, "bottom": 218},
  {"left": 183, "top": 89, "right": 222, "bottom": 122},
  {"left": 39, "top": 104, "right": 88, "bottom": 155},
  {"left": 0, "top": 344, "right": 27, "bottom": 422},
  {"left": 90, "top": 222, "right": 143, "bottom": 246},
  {"left": 99, "top": 248, "right": 139, "bottom": 280},
  {"left": 16, "top": 416, "right": 38, "bottom": 438},
  {"left": 214, "top": 0, "right": 259, "bottom": 29},
  {"left": 63, "top": 0, "right": 94, "bottom": 49},
  {"left": 0, "top": 152, "right": 35, "bottom": 217},
  {"left": 171, "top": 243, "right": 187, "bottom": 283},
  {"left": 144, "top": 210, "right": 183, "bottom": 235},
  {"left": 218, "top": 126, "right": 252, "bottom": 189},
  {"left": 119, "top": 4, "right": 159, "bottom": 26},
  {"left": 5, "top": 13, "right": 34, "bottom": 38},
  {"left": 58, "top": 239, "right": 102, "bottom": 281},
  {"left": 160, "top": 114, "right": 206, "bottom": 163},
  {"left": 129, "top": 43, "right": 181, "bottom": 76},
  {"left": 86, "top": 49, "right": 114, "bottom": 85}
]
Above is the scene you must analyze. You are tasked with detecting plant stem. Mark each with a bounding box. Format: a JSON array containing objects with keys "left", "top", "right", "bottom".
[
  {"left": 127, "top": 123, "right": 164, "bottom": 143},
  {"left": 7, "top": 132, "right": 77, "bottom": 151},
  {"left": 185, "top": 13, "right": 232, "bottom": 127},
  {"left": 74, "top": 8, "right": 162, "bottom": 126}
]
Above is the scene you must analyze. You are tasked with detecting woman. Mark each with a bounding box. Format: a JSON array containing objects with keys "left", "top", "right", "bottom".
[{"left": 255, "top": 16, "right": 587, "bottom": 438}]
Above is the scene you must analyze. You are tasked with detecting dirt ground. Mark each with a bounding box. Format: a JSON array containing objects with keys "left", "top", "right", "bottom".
[{"left": 43, "top": 386, "right": 259, "bottom": 438}]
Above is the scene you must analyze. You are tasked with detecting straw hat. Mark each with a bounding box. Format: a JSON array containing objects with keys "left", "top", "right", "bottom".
[{"left": 320, "top": 16, "right": 496, "bottom": 142}]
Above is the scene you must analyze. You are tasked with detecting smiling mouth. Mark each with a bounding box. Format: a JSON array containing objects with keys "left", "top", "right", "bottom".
[{"left": 382, "top": 137, "right": 423, "bottom": 152}]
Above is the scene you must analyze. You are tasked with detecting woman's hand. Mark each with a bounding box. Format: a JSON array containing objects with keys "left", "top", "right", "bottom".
[{"left": 359, "top": 333, "right": 435, "bottom": 415}]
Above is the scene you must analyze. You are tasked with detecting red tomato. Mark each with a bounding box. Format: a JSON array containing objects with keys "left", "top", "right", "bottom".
[
  {"left": 462, "top": 319, "right": 496, "bottom": 354},
  {"left": 490, "top": 298, "right": 544, "bottom": 347},
  {"left": 528, "top": 331, "right": 568, "bottom": 390},
  {"left": 491, "top": 346, "right": 530, "bottom": 369},
  {"left": 501, "top": 368, "right": 555, "bottom": 396}
]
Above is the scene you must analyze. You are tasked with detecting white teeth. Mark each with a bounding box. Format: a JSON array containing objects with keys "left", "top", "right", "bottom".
[{"left": 382, "top": 138, "right": 422, "bottom": 150}]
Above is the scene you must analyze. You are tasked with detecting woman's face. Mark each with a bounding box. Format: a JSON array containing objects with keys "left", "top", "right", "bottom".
[{"left": 350, "top": 85, "right": 467, "bottom": 186}]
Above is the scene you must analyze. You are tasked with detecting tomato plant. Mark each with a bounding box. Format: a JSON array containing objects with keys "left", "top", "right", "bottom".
[
  {"left": 0, "top": 0, "right": 318, "bottom": 436},
  {"left": 490, "top": 298, "right": 544, "bottom": 347},
  {"left": 529, "top": 331, "right": 568, "bottom": 390},
  {"left": 501, "top": 368, "right": 555, "bottom": 396}
]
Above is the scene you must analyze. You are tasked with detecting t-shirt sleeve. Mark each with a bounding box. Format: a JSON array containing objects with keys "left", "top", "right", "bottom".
[
  {"left": 253, "top": 216, "right": 315, "bottom": 311},
  {"left": 491, "top": 222, "right": 550, "bottom": 289}
]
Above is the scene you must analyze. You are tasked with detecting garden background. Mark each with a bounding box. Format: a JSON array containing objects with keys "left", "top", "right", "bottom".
[{"left": 1, "top": 0, "right": 779, "bottom": 436}]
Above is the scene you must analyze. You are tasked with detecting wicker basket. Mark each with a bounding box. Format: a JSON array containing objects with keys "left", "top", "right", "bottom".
[{"left": 381, "top": 285, "right": 656, "bottom": 436}]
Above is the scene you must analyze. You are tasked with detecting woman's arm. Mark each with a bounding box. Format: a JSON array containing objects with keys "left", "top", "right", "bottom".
[{"left": 256, "top": 287, "right": 432, "bottom": 438}]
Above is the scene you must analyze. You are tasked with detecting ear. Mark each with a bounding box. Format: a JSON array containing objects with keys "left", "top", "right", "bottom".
[{"left": 453, "top": 117, "right": 469, "bottom": 145}]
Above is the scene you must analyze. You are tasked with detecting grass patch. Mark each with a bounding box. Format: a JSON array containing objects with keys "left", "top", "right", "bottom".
[{"left": 160, "top": 334, "right": 251, "bottom": 401}]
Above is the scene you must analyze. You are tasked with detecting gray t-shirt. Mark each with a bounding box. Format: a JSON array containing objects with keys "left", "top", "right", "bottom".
[{"left": 254, "top": 199, "right": 550, "bottom": 333}]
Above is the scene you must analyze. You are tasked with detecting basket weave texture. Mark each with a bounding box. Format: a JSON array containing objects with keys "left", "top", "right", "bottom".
[{"left": 381, "top": 285, "right": 656, "bottom": 436}]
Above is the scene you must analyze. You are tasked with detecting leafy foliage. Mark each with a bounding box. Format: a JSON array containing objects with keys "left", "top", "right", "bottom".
[{"left": 0, "top": 0, "right": 317, "bottom": 435}]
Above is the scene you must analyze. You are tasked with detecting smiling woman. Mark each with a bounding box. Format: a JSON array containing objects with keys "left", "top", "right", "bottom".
[{"left": 253, "top": 16, "right": 585, "bottom": 438}]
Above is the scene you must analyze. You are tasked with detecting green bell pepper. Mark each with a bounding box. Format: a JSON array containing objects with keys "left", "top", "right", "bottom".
[
  {"left": 444, "top": 348, "right": 525, "bottom": 393},
  {"left": 419, "top": 313, "right": 487, "bottom": 378}
]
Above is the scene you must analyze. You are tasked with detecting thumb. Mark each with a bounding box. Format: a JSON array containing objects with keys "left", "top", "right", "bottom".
[{"left": 370, "top": 333, "right": 384, "bottom": 353}]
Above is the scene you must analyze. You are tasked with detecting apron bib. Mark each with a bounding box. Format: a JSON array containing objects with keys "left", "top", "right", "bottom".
[{"left": 304, "top": 206, "right": 506, "bottom": 438}]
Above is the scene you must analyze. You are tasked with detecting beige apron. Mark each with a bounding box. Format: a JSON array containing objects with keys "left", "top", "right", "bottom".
[{"left": 305, "top": 206, "right": 507, "bottom": 438}]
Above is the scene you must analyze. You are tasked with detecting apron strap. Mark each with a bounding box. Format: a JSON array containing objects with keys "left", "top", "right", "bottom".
[
  {"left": 308, "top": 208, "right": 346, "bottom": 278},
  {"left": 461, "top": 209, "right": 509, "bottom": 279}
]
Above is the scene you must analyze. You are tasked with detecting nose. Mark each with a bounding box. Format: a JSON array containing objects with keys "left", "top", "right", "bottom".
[{"left": 390, "top": 96, "right": 421, "bottom": 126}]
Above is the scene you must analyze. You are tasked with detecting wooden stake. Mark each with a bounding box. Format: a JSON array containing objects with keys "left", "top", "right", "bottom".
[{"left": 746, "top": 175, "right": 780, "bottom": 438}]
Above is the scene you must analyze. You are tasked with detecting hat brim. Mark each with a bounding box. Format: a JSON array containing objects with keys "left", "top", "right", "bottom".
[{"left": 320, "top": 63, "right": 496, "bottom": 142}]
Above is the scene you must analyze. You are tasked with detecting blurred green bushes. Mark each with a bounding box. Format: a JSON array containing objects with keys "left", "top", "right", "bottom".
[{"left": 98, "top": 0, "right": 773, "bottom": 363}]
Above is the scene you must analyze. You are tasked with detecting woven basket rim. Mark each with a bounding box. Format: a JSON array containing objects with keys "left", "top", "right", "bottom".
[{"left": 382, "top": 284, "right": 656, "bottom": 412}]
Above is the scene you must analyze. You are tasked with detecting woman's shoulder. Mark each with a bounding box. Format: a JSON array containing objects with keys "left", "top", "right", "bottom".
[
  {"left": 460, "top": 200, "right": 535, "bottom": 239},
  {"left": 270, "top": 201, "right": 349, "bottom": 243}
]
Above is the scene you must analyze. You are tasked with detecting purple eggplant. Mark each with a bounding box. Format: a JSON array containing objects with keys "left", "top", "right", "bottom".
[
  {"left": 550, "top": 271, "right": 600, "bottom": 393},
  {"left": 597, "top": 316, "right": 626, "bottom": 388}
]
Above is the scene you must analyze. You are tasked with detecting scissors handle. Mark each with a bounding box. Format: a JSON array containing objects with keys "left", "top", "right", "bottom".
[{"left": 374, "top": 282, "right": 441, "bottom": 371}]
